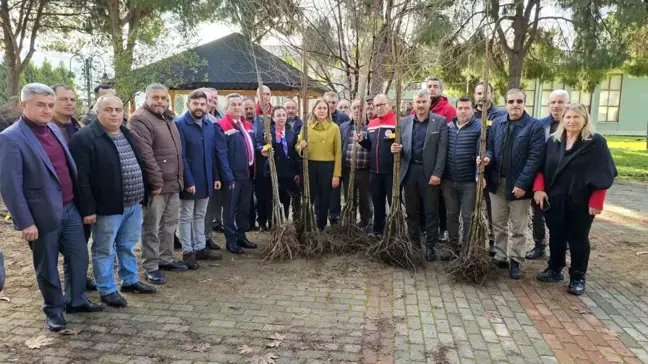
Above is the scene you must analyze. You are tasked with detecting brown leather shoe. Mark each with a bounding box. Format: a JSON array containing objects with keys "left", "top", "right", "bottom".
[
  {"left": 195, "top": 248, "right": 222, "bottom": 260},
  {"left": 182, "top": 252, "right": 199, "bottom": 270}
]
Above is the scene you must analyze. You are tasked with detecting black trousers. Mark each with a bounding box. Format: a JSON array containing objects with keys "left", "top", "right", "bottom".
[
  {"left": 277, "top": 177, "right": 299, "bottom": 222},
  {"left": 223, "top": 178, "right": 254, "bottom": 243},
  {"left": 370, "top": 172, "right": 393, "bottom": 234},
  {"left": 545, "top": 201, "right": 595, "bottom": 278},
  {"left": 308, "top": 161, "right": 335, "bottom": 230},
  {"left": 531, "top": 201, "right": 547, "bottom": 248},
  {"left": 255, "top": 167, "right": 271, "bottom": 227},
  {"left": 404, "top": 164, "right": 440, "bottom": 247},
  {"left": 341, "top": 167, "right": 373, "bottom": 227},
  {"left": 329, "top": 185, "right": 341, "bottom": 221}
]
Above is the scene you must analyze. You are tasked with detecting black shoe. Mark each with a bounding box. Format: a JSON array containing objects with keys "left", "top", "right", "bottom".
[
  {"left": 195, "top": 248, "right": 223, "bottom": 260},
  {"left": 145, "top": 270, "right": 166, "bottom": 285},
  {"left": 101, "top": 292, "right": 128, "bottom": 308},
  {"left": 488, "top": 241, "right": 496, "bottom": 257},
  {"left": 213, "top": 225, "right": 225, "bottom": 233},
  {"left": 206, "top": 239, "right": 221, "bottom": 250},
  {"left": 174, "top": 233, "right": 182, "bottom": 250},
  {"left": 425, "top": 247, "right": 437, "bottom": 262},
  {"left": 491, "top": 258, "right": 509, "bottom": 269},
  {"left": 568, "top": 279, "right": 586, "bottom": 296},
  {"left": 121, "top": 281, "right": 157, "bottom": 294},
  {"left": 525, "top": 247, "right": 546, "bottom": 260},
  {"left": 226, "top": 241, "right": 244, "bottom": 254},
  {"left": 65, "top": 301, "right": 105, "bottom": 313},
  {"left": 329, "top": 218, "right": 339, "bottom": 225},
  {"left": 85, "top": 277, "right": 97, "bottom": 292},
  {"left": 536, "top": 268, "right": 564, "bottom": 283},
  {"left": 509, "top": 261, "right": 523, "bottom": 280},
  {"left": 183, "top": 252, "right": 200, "bottom": 270},
  {"left": 46, "top": 314, "right": 66, "bottom": 332},
  {"left": 247, "top": 224, "right": 259, "bottom": 232},
  {"left": 159, "top": 261, "right": 188, "bottom": 272},
  {"left": 237, "top": 238, "right": 257, "bottom": 249}
]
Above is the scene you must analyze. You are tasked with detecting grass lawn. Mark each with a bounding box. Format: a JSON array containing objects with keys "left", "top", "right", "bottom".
[{"left": 605, "top": 135, "right": 648, "bottom": 182}]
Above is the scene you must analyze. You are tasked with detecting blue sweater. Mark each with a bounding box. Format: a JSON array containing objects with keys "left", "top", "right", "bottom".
[
  {"left": 175, "top": 112, "right": 219, "bottom": 200},
  {"left": 485, "top": 112, "right": 545, "bottom": 200},
  {"left": 444, "top": 117, "right": 481, "bottom": 183}
]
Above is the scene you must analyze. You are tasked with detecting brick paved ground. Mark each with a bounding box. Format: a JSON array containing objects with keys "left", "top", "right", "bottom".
[{"left": 0, "top": 181, "right": 647, "bottom": 363}]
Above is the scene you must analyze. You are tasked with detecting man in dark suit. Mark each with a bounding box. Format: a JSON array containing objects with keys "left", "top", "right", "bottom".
[
  {"left": 0, "top": 83, "right": 104, "bottom": 332},
  {"left": 391, "top": 89, "right": 448, "bottom": 261}
]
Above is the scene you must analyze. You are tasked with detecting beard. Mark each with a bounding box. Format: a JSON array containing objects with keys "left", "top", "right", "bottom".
[{"left": 190, "top": 110, "right": 205, "bottom": 119}]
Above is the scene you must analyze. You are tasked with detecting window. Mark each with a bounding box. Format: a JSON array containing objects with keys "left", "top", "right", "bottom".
[
  {"left": 524, "top": 80, "right": 537, "bottom": 116},
  {"left": 598, "top": 74, "right": 623, "bottom": 122},
  {"left": 570, "top": 90, "right": 592, "bottom": 113},
  {"left": 540, "top": 80, "right": 566, "bottom": 116}
]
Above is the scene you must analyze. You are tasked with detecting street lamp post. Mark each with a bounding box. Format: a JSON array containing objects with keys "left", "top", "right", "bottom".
[{"left": 68, "top": 54, "right": 108, "bottom": 108}]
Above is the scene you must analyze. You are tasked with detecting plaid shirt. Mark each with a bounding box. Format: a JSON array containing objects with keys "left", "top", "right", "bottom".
[{"left": 344, "top": 135, "right": 369, "bottom": 169}]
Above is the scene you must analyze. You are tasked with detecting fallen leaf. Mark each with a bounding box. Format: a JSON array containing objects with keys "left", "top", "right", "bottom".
[
  {"left": 25, "top": 336, "right": 55, "bottom": 349},
  {"left": 59, "top": 328, "right": 83, "bottom": 335},
  {"left": 238, "top": 344, "right": 253, "bottom": 354},
  {"left": 570, "top": 306, "right": 590, "bottom": 315},
  {"left": 0, "top": 296, "right": 10, "bottom": 302},
  {"left": 266, "top": 340, "right": 281, "bottom": 348},
  {"left": 181, "top": 343, "right": 210, "bottom": 352},
  {"left": 267, "top": 332, "right": 285, "bottom": 341},
  {"left": 263, "top": 353, "right": 278, "bottom": 364},
  {"left": 636, "top": 251, "right": 648, "bottom": 256},
  {"left": 601, "top": 328, "right": 619, "bottom": 337}
]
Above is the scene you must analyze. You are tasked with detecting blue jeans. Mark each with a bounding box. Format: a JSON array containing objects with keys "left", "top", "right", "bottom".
[
  {"left": 30, "top": 204, "right": 88, "bottom": 316},
  {"left": 179, "top": 198, "right": 209, "bottom": 253},
  {"left": 91, "top": 204, "right": 142, "bottom": 296}
]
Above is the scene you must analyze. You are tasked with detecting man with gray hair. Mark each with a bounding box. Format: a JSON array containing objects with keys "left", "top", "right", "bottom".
[
  {"left": 69, "top": 95, "right": 156, "bottom": 307},
  {"left": 129, "top": 83, "right": 187, "bottom": 284},
  {"left": 526, "top": 89, "right": 570, "bottom": 260},
  {"left": 0, "top": 83, "right": 105, "bottom": 331}
]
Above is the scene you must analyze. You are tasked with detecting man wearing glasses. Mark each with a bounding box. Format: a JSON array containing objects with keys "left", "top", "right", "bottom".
[{"left": 478, "top": 89, "right": 544, "bottom": 280}]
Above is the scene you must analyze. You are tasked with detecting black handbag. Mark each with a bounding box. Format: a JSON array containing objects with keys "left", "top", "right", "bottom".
[{"left": 0, "top": 251, "right": 5, "bottom": 293}]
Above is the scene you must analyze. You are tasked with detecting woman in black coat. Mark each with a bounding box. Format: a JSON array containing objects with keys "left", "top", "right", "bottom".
[
  {"left": 261, "top": 106, "right": 301, "bottom": 221},
  {"left": 532, "top": 103, "right": 617, "bottom": 296}
]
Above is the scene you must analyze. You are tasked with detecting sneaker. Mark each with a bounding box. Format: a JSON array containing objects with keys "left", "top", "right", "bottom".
[
  {"left": 525, "top": 247, "right": 546, "bottom": 260},
  {"left": 568, "top": 279, "right": 586, "bottom": 296},
  {"left": 536, "top": 268, "right": 564, "bottom": 283}
]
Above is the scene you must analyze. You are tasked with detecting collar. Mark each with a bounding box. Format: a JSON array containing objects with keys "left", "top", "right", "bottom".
[
  {"left": 312, "top": 119, "right": 331, "bottom": 130},
  {"left": 414, "top": 113, "right": 429, "bottom": 123},
  {"left": 184, "top": 112, "right": 205, "bottom": 125}
]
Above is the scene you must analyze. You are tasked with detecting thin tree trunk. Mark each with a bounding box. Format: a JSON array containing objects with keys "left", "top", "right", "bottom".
[{"left": 507, "top": 51, "right": 524, "bottom": 89}]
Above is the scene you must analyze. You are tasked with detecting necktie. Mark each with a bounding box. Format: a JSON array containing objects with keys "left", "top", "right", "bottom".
[
  {"left": 236, "top": 121, "right": 253, "bottom": 165},
  {"left": 276, "top": 127, "right": 288, "bottom": 156}
]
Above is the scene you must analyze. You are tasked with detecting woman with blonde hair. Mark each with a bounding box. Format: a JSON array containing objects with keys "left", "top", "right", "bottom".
[
  {"left": 297, "top": 99, "right": 342, "bottom": 231},
  {"left": 532, "top": 103, "right": 617, "bottom": 295}
]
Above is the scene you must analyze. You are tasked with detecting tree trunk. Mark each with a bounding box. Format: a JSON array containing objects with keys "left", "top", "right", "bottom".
[
  {"left": 507, "top": 51, "right": 524, "bottom": 90},
  {"left": 4, "top": 57, "right": 21, "bottom": 103}
]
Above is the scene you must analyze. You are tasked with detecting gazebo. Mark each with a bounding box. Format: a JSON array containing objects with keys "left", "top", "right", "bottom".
[{"left": 132, "top": 32, "right": 327, "bottom": 113}]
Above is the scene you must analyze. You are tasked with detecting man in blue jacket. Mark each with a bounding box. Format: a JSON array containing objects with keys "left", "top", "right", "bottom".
[
  {"left": 0, "top": 83, "right": 104, "bottom": 331},
  {"left": 474, "top": 82, "right": 507, "bottom": 255},
  {"left": 480, "top": 88, "right": 545, "bottom": 280},
  {"left": 526, "top": 89, "right": 570, "bottom": 260},
  {"left": 175, "top": 90, "right": 223, "bottom": 269},
  {"left": 214, "top": 94, "right": 258, "bottom": 254},
  {"left": 442, "top": 96, "right": 481, "bottom": 260}
]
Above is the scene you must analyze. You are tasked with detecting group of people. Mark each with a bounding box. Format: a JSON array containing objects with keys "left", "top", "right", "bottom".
[{"left": 0, "top": 75, "right": 616, "bottom": 332}]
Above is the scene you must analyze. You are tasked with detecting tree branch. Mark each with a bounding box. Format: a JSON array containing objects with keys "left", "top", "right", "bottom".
[{"left": 20, "top": 0, "right": 46, "bottom": 70}]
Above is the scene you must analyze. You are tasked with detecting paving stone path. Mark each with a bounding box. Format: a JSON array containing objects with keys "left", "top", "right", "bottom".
[{"left": 0, "top": 181, "right": 647, "bottom": 363}]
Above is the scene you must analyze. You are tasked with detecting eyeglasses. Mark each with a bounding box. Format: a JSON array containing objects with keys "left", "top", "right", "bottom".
[{"left": 507, "top": 99, "right": 524, "bottom": 105}]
